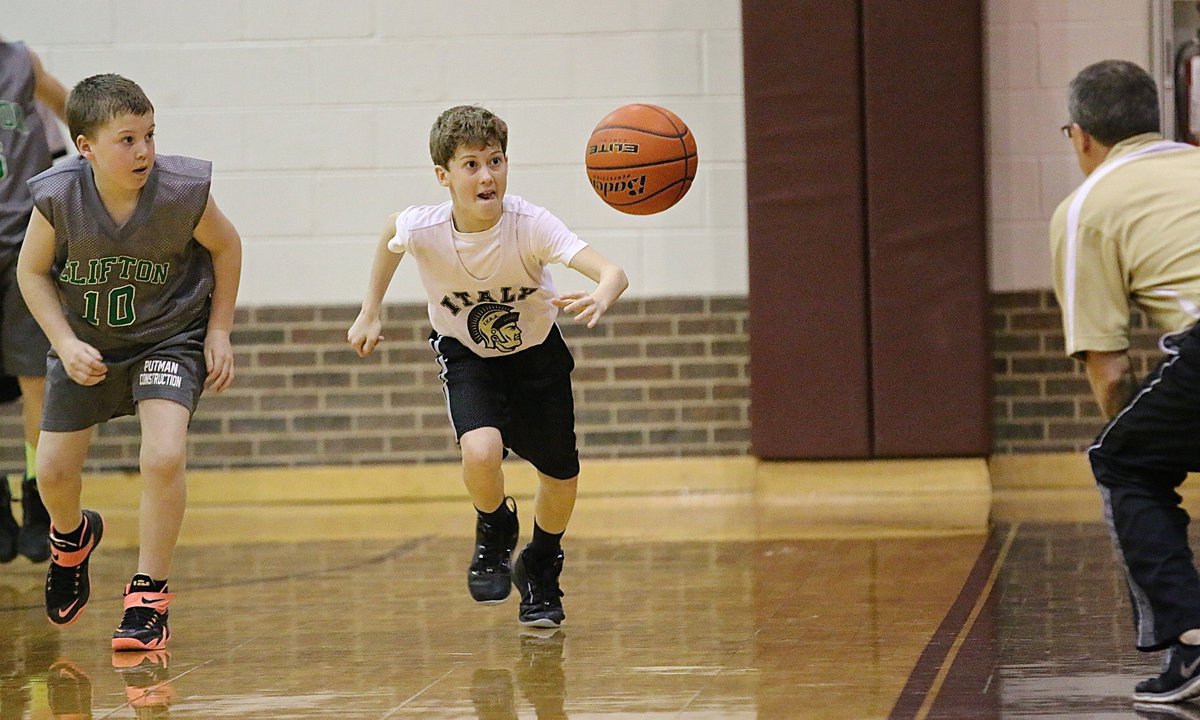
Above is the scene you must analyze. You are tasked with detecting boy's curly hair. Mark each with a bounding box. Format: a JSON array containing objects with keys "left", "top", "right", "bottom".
[{"left": 429, "top": 105, "right": 508, "bottom": 167}]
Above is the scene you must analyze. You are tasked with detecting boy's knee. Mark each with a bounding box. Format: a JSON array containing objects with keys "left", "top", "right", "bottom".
[
  {"left": 459, "top": 432, "right": 502, "bottom": 470},
  {"left": 140, "top": 446, "right": 186, "bottom": 479}
]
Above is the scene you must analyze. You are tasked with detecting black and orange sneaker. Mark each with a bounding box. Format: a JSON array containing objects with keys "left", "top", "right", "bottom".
[
  {"left": 45, "top": 510, "right": 104, "bottom": 626},
  {"left": 46, "top": 658, "right": 92, "bottom": 720},
  {"left": 19, "top": 476, "right": 51, "bottom": 563},
  {"left": 511, "top": 547, "right": 565, "bottom": 628},
  {"left": 113, "top": 650, "right": 175, "bottom": 719},
  {"left": 0, "top": 478, "right": 18, "bottom": 564},
  {"left": 112, "top": 576, "right": 173, "bottom": 652},
  {"left": 468, "top": 497, "right": 519, "bottom": 604}
]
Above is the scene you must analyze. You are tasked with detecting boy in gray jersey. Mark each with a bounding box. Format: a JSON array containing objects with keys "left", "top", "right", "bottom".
[
  {"left": 348, "top": 105, "right": 628, "bottom": 628},
  {"left": 18, "top": 74, "right": 242, "bottom": 651},
  {"left": 0, "top": 39, "right": 68, "bottom": 564}
]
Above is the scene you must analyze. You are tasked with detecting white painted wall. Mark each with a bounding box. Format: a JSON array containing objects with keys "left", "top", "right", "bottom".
[
  {"left": 14, "top": 2, "right": 1163, "bottom": 301},
  {"left": 985, "top": 0, "right": 1154, "bottom": 291},
  {"left": 9, "top": 1, "right": 746, "bottom": 305}
]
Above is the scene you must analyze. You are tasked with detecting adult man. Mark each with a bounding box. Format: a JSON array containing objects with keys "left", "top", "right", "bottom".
[{"left": 1052, "top": 59, "right": 1200, "bottom": 704}]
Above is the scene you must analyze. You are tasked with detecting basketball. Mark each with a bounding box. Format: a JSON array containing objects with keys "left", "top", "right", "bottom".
[{"left": 585, "top": 104, "right": 698, "bottom": 215}]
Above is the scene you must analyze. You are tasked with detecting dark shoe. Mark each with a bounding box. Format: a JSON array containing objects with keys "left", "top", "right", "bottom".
[
  {"left": 1134, "top": 642, "right": 1200, "bottom": 703},
  {"left": 113, "top": 650, "right": 175, "bottom": 718},
  {"left": 45, "top": 510, "right": 103, "bottom": 626},
  {"left": 18, "top": 477, "right": 51, "bottom": 563},
  {"left": 511, "top": 547, "right": 565, "bottom": 628},
  {"left": 46, "top": 658, "right": 92, "bottom": 719},
  {"left": 468, "top": 497, "right": 518, "bottom": 604},
  {"left": 112, "top": 576, "right": 173, "bottom": 651},
  {"left": 0, "top": 479, "right": 17, "bottom": 564}
]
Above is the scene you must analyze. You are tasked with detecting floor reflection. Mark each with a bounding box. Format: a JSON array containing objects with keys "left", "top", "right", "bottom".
[
  {"left": 113, "top": 651, "right": 175, "bottom": 719},
  {"left": 470, "top": 629, "right": 565, "bottom": 720},
  {"left": 0, "top": 531, "right": 981, "bottom": 718},
  {"left": 906, "top": 523, "right": 1174, "bottom": 719}
]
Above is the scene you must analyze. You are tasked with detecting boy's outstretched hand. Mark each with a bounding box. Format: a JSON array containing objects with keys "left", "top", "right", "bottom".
[
  {"left": 552, "top": 292, "right": 610, "bottom": 329},
  {"left": 348, "top": 312, "right": 384, "bottom": 357}
]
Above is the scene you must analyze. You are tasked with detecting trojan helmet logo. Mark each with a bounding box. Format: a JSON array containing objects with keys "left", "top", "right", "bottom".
[{"left": 467, "top": 302, "right": 522, "bottom": 353}]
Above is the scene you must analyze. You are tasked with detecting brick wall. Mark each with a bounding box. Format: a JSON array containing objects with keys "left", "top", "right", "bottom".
[
  {"left": 0, "top": 290, "right": 1134, "bottom": 468},
  {"left": 991, "top": 289, "right": 1164, "bottom": 454},
  {"left": 0, "top": 297, "right": 750, "bottom": 473}
]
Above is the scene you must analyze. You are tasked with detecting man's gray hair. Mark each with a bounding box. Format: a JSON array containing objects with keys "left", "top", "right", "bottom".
[{"left": 1068, "top": 59, "right": 1160, "bottom": 146}]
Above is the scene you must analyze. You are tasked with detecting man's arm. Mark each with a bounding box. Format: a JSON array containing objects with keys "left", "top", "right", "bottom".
[{"left": 1084, "top": 350, "right": 1138, "bottom": 420}]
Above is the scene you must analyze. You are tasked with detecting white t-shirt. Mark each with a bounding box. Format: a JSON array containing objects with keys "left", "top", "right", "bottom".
[{"left": 389, "top": 195, "right": 588, "bottom": 357}]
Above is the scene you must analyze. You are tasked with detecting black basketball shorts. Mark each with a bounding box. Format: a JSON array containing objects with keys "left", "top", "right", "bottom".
[{"left": 429, "top": 325, "right": 580, "bottom": 480}]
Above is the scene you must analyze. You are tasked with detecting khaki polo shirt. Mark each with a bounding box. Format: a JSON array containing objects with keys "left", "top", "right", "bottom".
[{"left": 1050, "top": 133, "right": 1200, "bottom": 358}]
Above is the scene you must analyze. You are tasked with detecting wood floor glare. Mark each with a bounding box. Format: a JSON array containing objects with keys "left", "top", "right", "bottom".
[{"left": 0, "top": 456, "right": 1178, "bottom": 718}]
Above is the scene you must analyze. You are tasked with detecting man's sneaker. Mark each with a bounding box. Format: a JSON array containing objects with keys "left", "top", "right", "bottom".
[
  {"left": 45, "top": 510, "right": 104, "bottom": 626},
  {"left": 46, "top": 658, "right": 92, "bottom": 719},
  {"left": 511, "top": 547, "right": 565, "bottom": 628},
  {"left": 0, "top": 478, "right": 18, "bottom": 564},
  {"left": 113, "top": 650, "right": 176, "bottom": 718},
  {"left": 468, "top": 497, "right": 519, "bottom": 604},
  {"left": 1134, "top": 641, "right": 1200, "bottom": 703},
  {"left": 18, "top": 477, "right": 51, "bottom": 563},
  {"left": 112, "top": 576, "right": 174, "bottom": 651}
]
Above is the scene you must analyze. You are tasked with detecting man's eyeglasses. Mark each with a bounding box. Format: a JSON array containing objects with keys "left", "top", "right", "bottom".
[{"left": 1060, "top": 123, "right": 1073, "bottom": 139}]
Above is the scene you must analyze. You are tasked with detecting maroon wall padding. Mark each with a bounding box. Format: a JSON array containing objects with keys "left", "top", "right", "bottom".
[
  {"left": 861, "top": 2, "right": 991, "bottom": 456},
  {"left": 743, "top": 0, "right": 872, "bottom": 459}
]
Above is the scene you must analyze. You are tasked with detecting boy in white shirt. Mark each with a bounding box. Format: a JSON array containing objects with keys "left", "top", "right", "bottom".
[{"left": 348, "top": 105, "right": 627, "bottom": 628}]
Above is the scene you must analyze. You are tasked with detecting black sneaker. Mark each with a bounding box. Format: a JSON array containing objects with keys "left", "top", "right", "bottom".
[
  {"left": 46, "top": 658, "right": 92, "bottom": 719},
  {"left": 1134, "top": 642, "right": 1200, "bottom": 703},
  {"left": 45, "top": 510, "right": 103, "bottom": 626},
  {"left": 112, "top": 575, "right": 173, "bottom": 651},
  {"left": 18, "top": 477, "right": 51, "bottom": 563},
  {"left": 468, "top": 497, "right": 518, "bottom": 604},
  {"left": 0, "top": 479, "right": 18, "bottom": 564},
  {"left": 113, "top": 650, "right": 175, "bottom": 718},
  {"left": 511, "top": 547, "right": 565, "bottom": 628}
]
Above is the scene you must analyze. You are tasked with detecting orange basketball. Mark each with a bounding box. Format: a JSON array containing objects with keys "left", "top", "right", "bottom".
[{"left": 585, "top": 104, "right": 698, "bottom": 215}]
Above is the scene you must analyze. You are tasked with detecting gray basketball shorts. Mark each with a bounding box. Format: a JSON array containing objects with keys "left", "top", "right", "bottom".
[
  {"left": 41, "top": 325, "right": 207, "bottom": 433},
  {"left": 0, "top": 247, "right": 50, "bottom": 377}
]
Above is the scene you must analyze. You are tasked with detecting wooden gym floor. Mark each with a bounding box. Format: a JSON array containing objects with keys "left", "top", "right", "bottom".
[{"left": 0, "top": 456, "right": 1185, "bottom": 719}]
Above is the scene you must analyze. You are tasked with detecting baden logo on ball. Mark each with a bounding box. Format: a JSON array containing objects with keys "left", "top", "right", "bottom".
[{"left": 585, "top": 103, "right": 698, "bottom": 215}]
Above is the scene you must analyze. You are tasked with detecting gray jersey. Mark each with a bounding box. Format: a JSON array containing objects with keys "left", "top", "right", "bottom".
[
  {"left": 27, "top": 154, "right": 214, "bottom": 354},
  {"left": 0, "top": 41, "right": 53, "bottom": 248}
]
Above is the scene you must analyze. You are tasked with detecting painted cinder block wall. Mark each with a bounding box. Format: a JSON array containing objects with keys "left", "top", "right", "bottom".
[{"left": 1, "top": 2, "right": 1156, "bottom": 470}]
